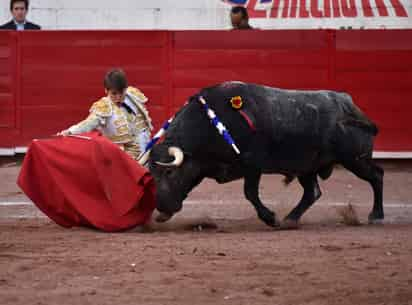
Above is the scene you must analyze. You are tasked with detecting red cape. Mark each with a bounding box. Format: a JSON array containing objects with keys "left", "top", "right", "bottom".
[{"left": 17, "top": 132, "right": 156, "bottom": 232}]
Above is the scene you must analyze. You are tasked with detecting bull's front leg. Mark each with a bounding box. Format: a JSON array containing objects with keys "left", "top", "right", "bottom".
[
  {"left": 281, "top": 173, "right": 321, "bottom": 230},
  {"left": 244, "top": 170, "right": 279, "bottom": 227}
]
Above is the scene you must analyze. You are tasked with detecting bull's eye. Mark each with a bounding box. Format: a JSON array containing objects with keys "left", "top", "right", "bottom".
[{"left": 164, "top": 168, "right": 173, "bottom": 176}]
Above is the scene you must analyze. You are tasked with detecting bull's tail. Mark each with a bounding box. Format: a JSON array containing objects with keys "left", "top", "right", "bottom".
[
  {"left": 340, "top": 118, "right": 379, "bottom": 136},
  {"left": 337, "top": 92, "right": 379, "bottom": 136},
  {"left": 332, "top": 120, "right": 375, "bottom": 162}
]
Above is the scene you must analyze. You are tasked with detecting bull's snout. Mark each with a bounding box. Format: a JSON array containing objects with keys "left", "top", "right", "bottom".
[{"left": 155, "top": 211, "right": 173, "bottom": 223}]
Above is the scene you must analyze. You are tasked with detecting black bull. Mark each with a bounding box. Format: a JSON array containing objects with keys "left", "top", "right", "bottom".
[{"left": 147, "top": 82, "right": 384, "bottom": 228}]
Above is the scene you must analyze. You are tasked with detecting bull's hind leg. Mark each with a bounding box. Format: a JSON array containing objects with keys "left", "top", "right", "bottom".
[
  {"left": 281, "top": 174, "right": 322, "bottom": 229},
  {"left": 244, "top": 171, "right": 279, "bottom": 227},
  {"left": 342, "top": 159, "right": 384, "bottom": 223}
]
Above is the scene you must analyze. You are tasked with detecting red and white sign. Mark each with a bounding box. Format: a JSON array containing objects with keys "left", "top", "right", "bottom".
[{"left": 223, "top": 0, "right": 412, "bottom": 29}]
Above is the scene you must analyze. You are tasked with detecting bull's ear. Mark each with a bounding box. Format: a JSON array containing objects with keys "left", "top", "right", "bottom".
[{"left": 188, "top": 94, "right": 201, "bottom": 104}]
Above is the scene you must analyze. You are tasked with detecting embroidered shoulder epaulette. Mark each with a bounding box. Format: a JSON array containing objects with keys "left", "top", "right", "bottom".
[
  {"left": 125, "top": 87, "right": 153, "bottom": 130},
  {"left": 127, "top": 86, "right": 148, "bottom": 104},
  {"left": 89, "top": 98, "right": 113, "bottom": 117}
]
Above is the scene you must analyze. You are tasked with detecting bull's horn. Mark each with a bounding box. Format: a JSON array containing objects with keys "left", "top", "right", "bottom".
[
  {"left": 137, "top": 150, "right": 150, "bottom": 166},
  {"left": 155, "top": 147, "right": 184, "bottom": 167}
]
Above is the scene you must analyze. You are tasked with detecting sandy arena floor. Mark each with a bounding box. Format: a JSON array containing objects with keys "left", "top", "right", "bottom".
[{"left": 0, "top": 158, "right": 412, "bottom": 305}]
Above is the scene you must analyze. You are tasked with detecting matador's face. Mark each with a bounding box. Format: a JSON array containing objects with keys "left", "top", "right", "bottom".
[{"left": 106, "top": 89, "right": 126, "bottom": 105}]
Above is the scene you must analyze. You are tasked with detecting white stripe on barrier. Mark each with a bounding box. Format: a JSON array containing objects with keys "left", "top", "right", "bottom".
[
  {"left": 0, "top": 149, "right": 15, "bottom": 156},
  {"left": 373, "top": 151, "right": 412, "bottom": 159},
  {"left": 15, "top": 147, "right": 28, "bottom": 154}
]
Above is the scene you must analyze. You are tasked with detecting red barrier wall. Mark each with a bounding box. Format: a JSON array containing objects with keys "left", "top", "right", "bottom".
[
  {"left": 0, "top": 30, "right": 411, "bottom": 152},
  {"left": 334, "top": 31, "right": 412, "bottom": 151}
]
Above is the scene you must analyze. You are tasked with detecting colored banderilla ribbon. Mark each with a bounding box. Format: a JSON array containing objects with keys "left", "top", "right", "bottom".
[
  {"left": 138, "top": 96, "right": 241, "bottom": 164},
  {"left": 198, "top": 96, "right": 240, "bottom": 155}
]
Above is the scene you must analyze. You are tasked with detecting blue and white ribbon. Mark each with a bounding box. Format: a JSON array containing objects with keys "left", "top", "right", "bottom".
[
  {"left": 138, "top": 96, "right": 240, "bottom": 165},
  {"left": 198, "top": 96, "right": 240, "bottom": 155},
  {"left": 137, "top": 117, "right": 173, "bottom": 164},
  {"left": 143, "top": 117, "right": 173, "bottom": 154}
]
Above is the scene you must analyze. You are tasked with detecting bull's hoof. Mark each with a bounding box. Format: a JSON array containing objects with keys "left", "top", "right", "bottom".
[
  {"left": 258, "top": 210, "right": 280, "bottom": 227},
  {"left": 368, "top": 212, "right": 384, "bottom": 225},
  {"left": 369, "top": 219, "right": 384, "bottom": 225},
  {"left": 368, "top": 217, "right": 384, "bottom": 225},
  {"left": 280, "top": 219, "right": 300, "bottom": 230}
]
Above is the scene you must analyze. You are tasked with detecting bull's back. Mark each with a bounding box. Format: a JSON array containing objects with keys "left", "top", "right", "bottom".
[
  {"left": 247, "top": 85, "right": 375, "bottom": 173},
  {"left": 252, "top": 85, "right": 339, "bottom": 141}
]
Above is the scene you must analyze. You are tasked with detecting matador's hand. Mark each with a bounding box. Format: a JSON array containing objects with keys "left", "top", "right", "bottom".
[{"left": 56, "top": 130, "right": 71, "bottom": 136}]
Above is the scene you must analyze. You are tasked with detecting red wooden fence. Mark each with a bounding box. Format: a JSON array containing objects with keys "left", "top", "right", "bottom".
[{"left": 0, "top": 30, "right": 411, "bottom": 154}]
